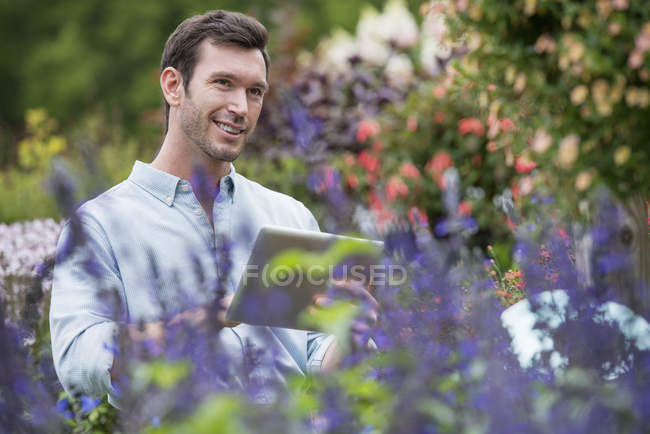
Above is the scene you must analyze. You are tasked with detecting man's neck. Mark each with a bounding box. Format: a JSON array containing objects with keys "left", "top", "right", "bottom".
[{"left": 151, "top": 133, "right": 231, "bottom": 182}]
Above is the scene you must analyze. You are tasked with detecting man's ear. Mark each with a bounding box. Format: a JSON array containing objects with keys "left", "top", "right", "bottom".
[{"left": 160, "top": 67, "right": 184, "bottom": 107}]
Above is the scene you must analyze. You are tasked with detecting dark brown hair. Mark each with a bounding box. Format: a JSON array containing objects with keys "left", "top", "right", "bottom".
[{"left": 160, "top": 10, "right": 269, "bottom": 131}]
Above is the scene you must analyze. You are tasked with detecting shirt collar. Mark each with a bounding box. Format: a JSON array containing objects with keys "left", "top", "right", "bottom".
[{"left": 128, "top": 160, "right": 237, "bottom": 206}]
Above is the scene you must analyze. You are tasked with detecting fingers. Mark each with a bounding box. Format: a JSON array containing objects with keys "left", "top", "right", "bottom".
[{"left": 329, "top": 279, "right": 379, "bottom": 310}]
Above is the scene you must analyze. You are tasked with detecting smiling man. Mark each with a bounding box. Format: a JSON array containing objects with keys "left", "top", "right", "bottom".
[{"left": 49, "top": 10, "right": 376, "bottom": 408}]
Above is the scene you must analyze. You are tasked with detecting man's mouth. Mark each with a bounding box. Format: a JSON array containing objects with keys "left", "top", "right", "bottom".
[{"left": 214, "top": 121, "right": 245, "bottom": 136}]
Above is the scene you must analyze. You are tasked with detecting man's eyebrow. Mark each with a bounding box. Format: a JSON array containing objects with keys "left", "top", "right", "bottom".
[{"left": 207, "top": 72, "right": 268, "bottom": 91}]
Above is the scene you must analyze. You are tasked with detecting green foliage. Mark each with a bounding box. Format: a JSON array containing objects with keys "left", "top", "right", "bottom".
[
  {"left": 0, "top": 167, "right": 62, "bottom": 223},
  {"left": 132, "top": 358, "right": 193, "bottom": 391},
  {"left": 146, "top": 394, "right": 250, "bottom": 434}
]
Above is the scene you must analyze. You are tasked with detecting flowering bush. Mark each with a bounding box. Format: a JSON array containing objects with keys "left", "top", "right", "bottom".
[{"left": 2, "top": 1, "right": 650, "bottom": 432}]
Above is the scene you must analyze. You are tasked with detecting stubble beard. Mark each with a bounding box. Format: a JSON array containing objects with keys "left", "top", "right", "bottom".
[{"left": 180, "top": 96, "right": 244, "bottom": 163}]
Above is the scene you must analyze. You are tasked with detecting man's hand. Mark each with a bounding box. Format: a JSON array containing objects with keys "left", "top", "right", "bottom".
[
  {"left": 110, "top": 295, "right": 238, "bottom": 383},
  {"left": 314, "top": 278, "right": 379, "bottom": 371}
]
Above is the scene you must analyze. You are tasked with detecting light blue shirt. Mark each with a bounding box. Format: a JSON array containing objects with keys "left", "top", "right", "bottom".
[{"left": 50, "top": 161, "right": 334, "bottom": 406}]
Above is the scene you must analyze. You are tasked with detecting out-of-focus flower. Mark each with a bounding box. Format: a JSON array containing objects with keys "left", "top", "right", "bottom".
[
  {"left": 576, "top": 169, "right": 595, "bottom": 191},
  {"left": 386, "top": 176, "right": 409, "bottom": 202},
  {"left": 625, "top": 87, "right": 650, "bottom": 107},
  {"left": 346, "top": 173, "right": 359, "bottom": 189},
  {"left": 514, "top": 155, "right": 537, "bottom": 174},
  {"left": 399, "top": 162, "right": 421, "bottom": 179},
  {"left": 380, "top": 0, "right": 419, "bottom": 48},
  {"left": 358, "top": 150, "right": 380, "bottom": 173},
  {"left": 356, "top": 7, "right": 390, "bottom": 65},
  {"left": 343, "top": 153, "right": 356, "bottom": 167},
  {"left": 458, "top": 117, "right": 485, "bottom": 136},
  {"left": 514, "top": 73, "right": 527, "bottom": 93},
  {"left": 614, "top": 146, "right": 631, "bottom": 166},
  {"left": 613, "top": 0, "right": 629, "bottom": 10},
  {"left": 458, "top": 201, "right": 473, "bottom": 216},
  {"left": 80, "top": 396, "right": 102, "bottom": 413},
  {"left": 535, "top": 33, "right": 557, "bottom": 54},
  {"left": 385, "top": 54, "right": 414, "bottom": 89},
  {"left": 524, "top": 0, "right": 537, "bottom": 16},
  {"left": 487, "top": 141, "right": 499, "bottom": 152},
  {"left": 556, "top": 134, "right": 580, "bottom": 169},
  {"left": 420, "top": 9, "right": 451, "bottom": 76},
  {"left": 608, "top": 21, "right": 622, "bottom": 36},
  {"left": 316, "top": 29, "right": 358, "bottom": 74},
  {"left": 518, "top": 176, "right": 535, "bottom": 196},
  {"left": 425, "top": 151, "right": 454, "bottom": 188},
  {"left": 407, "top": 116, "right": 418, "bottom": 132},
  {"left": 407, "top": 206, "right": 428, "bottom": 227},
  {"left": 628, "top": 49, "right": 644, "bottom": 69},
  {"left": 571, "top": 85, "right": 588, "bottom": 105},
  {"left": 500, "top": 118, "right": 516, "bottom": 133},
  {"left": 531, "top": 129, "right": 552, "bottom": 154},
  {"left": 433, "top": 110, "right": 446, "bottom": 124},
  {"left": 356, "top": 119, "right": 380, "bottom": 143}
]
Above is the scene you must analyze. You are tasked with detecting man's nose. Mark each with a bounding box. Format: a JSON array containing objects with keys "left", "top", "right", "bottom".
[{"left": 226, "top": 88, "right": 248, "bottom": 118}]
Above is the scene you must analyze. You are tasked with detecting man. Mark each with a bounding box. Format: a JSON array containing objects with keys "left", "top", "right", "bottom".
[{"left": 49, "top": 10, "right": 377, "bottom": 408}]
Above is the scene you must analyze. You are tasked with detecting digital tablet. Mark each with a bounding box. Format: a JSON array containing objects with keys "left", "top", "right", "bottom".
[{"left": 226, "top": 225, "right": 384, "bottom": 330}]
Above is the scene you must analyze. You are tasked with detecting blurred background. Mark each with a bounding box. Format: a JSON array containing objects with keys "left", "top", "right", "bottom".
[{"left": 0, "top": 0, "right": 426, "bottom": 223}]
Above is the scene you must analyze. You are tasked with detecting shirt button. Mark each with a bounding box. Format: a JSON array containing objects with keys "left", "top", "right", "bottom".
[
  {"left": 166, "top": 196, "right": 173, "bottom": 205},
  {"left": 181, "top": 185, "right": 190, "bottom": 192},
  {"left": 194, "top": 208, "right": 202, "bottom": 215}
]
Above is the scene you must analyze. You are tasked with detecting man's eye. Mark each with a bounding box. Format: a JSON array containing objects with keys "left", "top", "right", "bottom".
[
  {"left": 249, "top": 88, "right": 263, "bottom": 97},
  {"left": 214, "top": 79, "right": 230, "bottom": 87}
]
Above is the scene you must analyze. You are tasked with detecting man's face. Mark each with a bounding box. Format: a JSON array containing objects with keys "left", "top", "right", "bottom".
[{"left": 178, "top": 40, "right": 267, "bottom": 162}]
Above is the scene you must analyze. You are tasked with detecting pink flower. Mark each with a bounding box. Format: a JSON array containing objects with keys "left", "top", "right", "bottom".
[
  {"left": 433, "top": 111, "right": 446, "bottom": 124},
  {"left": 358, "top": 150, "right": 380, "bottom": 173},
  {"left": 500, "top": 118, "right": 516, "bottom": 133},
  {"left": 343, "top": 153, "right": 356, "bottom": 167},
  {"left": 399, "top": 162, "right": 421, "bottom": 179},
  {"left": 425, "top": 151, "right": 454, "bottom": 188},
  {"left": 514, "top": 156, "right": 537, "bottom": 174},
  {"left": 386, "top": 177, "right": 409, "bottom": 202},
  {"left": 407, "top": 116, "right": 418, "bottom": 132},
  {"left": 458, "top": 201, "right": 472, "bottom": 216},
  {"left": 458, "top": 118, "right": 485, "bottom": 136},
  {"left": 356, "top": 119, "right": 380, "bottom": 143}
]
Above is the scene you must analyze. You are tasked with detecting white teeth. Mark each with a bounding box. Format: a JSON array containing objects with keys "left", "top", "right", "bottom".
[{"left": 215, "top": 122, "right": 242, "bottom": 135}]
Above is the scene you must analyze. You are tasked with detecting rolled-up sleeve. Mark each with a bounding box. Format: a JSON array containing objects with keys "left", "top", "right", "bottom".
[
  {"left": 306, "top": 332, "right": 336, "bottom": 373},
  {"left": 50, "top": 217, "right": 126, "bottom": 399}
]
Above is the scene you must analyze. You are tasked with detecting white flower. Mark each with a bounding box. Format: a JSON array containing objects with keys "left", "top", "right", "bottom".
[
  {"left": 380, "top": 0, "right": 419, "bottom": 48},
  {"left": 419, "top": 8, "right": 451, "bottom": 76},
  {"left": 316, "top": 29, "right": 358, "bottom": 74},
  {"left": 385, "top": 54, "right": 414, "bottom": 88},
  {"left": 357, "top": 6, "right": 390, "bottom": 65}
]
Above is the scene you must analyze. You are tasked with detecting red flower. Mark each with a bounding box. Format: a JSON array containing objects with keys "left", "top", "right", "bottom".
[
  {"left": 386, "top": 177, "right": 409, "bottom": 202},
  {"left": 408, "top": 206, "right": 429, "bottom": 227},
  {"left": 346, "top": 173, "right": 359, "bottom": 189},
  {"left": 514, "top": 156, "right": 537, "bottom": 174},
  {"left": 356, "top": 119, "right": 380, "bottom": 143},
  {"left": 399, "top": 162, "right": 421, "bottom": 179},
  {"left": 425, "top": 151, "right": 454, "bottom": 188},
  {"left": 458, "top": 118, "right": 485, "bottom": 136},
  {"left": 458, "top": 201, "right": 472, "bottom": 216},
  {"left": 358, "top": 150, "right": 380, "bottom": 173}
]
